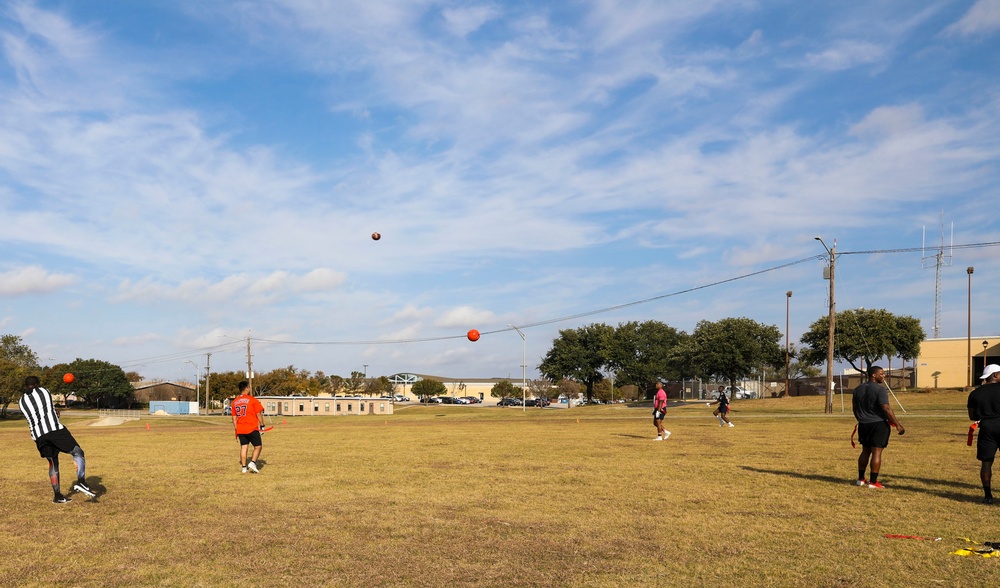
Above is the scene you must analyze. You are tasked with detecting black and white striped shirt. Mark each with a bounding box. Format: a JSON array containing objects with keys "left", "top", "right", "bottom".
[{"left": 19, "top": 387, "right": 65, "bottom": 441}]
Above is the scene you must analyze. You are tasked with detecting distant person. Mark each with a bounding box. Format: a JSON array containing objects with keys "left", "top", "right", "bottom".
[
  {"left": 852, "top": 366, "right": 904, "bottom": 489},
  {"left": 968, "top": 364, "right": 1000, "bottom": 504},
  {"left": 712, "top": 386, "right": 734, "bottom": 427},
  {"left": 231, "top": 381, "right": 265, "bottom": 474},
  {"left": 652, "top": 382, "right": 670, "bottom": 440},
  {"left": 19, "top": 375, "right": 97, "bottom": 503}
]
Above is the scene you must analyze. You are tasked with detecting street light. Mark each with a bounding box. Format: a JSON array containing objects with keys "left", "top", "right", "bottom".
[
  {"left": 185, "top": 360, "right": 200, "bottom": 416},
  {"left": 968, "top": 267, "right": 974, "bottom": 388},
  {"left": 508, "top": 324, "right": 527, "bottom": 412},
  {"left": 985, "top": 340, "right": 991, "bottom": 371},
  {"left": 786, "top": 291, "right": 792, "bottom": 398},
  {"left": 815, "top": 237, "right": 836, "bottom": 414}
]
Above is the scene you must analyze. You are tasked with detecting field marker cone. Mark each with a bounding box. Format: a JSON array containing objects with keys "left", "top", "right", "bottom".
[
  {"left": 282, "top": 419, "right": 287, "bottom": 425},
  {"left": 145, "top": 422, "right": 150, "bottom": 430}
]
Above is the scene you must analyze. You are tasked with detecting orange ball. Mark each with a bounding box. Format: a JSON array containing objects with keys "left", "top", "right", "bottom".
[
  {"left": 63, "top": 373, "right": 75, "bottom": 384},
  {"left": 467, "top": 329, "right": 480, "bottom": 342}
]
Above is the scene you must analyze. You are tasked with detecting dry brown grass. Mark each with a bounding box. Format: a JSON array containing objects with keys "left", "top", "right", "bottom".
[{"left": 1, "top": 391, "right": 998, "bottom": 587}]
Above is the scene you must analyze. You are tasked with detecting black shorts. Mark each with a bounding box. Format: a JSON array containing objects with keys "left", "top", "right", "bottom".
[
  {"left": 977, "top": 420, "right": 1000, "bottom": 462},
  {"left": 237, "top": 431, "right": 262, "bottom": 447},
  {"left": 34, "top": 428, "right": 80, "bottom": 459},
  {"left": 857, "top": 421, "right": 891, "bottom": 449},
  {"left": 652, "top": 410, "right": 665, "bottom": 421}
]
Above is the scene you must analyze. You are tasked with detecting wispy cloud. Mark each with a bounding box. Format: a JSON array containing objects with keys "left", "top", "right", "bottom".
[
  {"left": 944, "top": 0, "right": 1000, "bottom": 37},
  {"left": 0, "top": 266, "right": 76, "bottom": 296}
]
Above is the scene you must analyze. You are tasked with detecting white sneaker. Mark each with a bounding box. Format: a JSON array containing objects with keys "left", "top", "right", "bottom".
[
  {"left": 654, "top": 436, "right": 663, "bottom": 441},
  {"left": 72, "top": 481, "right": 96, "bottom": 498},
  {"left": 728, "top": 422, "right": 735, "bottom": 427},
  {"left": 663, "top": 431, "right": 671, "bottom": 440},
  {"left": 247, "top": 461, "right": 259, "bottom": 473},
  {"left": 241, "top": 467, "right": 248, "bottom": 474}
]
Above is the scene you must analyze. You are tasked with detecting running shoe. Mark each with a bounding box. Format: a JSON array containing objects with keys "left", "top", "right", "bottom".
[
  {"left": 247, "top": 461, "right": 259, "bottom": 473},
  {"left": 855, "top": 479, "right": 867, "bottom": 486},
  {"left": 868, "top": 481, "right": 885, "bottom": 489},
  {"left": 241, "top": 467, "right": 248, "bottom": 474},
  {"left": 983, "top": 496, "right": 994, "bottom": 505},
  {"left": 663, "top": 431, "right": 671, "bottom": 440},
  {"left": 53, "top": 494, "right": 72, "bottom": 504},
  {"left": 728, "top": 422, "right": 735, "bottom": 427},
  {"left": 72, "top": 481, "right": 96, "bottom": 498},
  {"left": 654, "top": 436, "right": 662, "bottom": 441}
]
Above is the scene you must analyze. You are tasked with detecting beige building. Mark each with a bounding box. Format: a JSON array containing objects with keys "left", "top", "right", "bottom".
[
  {"left": 916, "top": 337, "right": 1000, "bottom": 389},
  {"left": 257, "top": 395, "right": 393, "bottom": 417}
]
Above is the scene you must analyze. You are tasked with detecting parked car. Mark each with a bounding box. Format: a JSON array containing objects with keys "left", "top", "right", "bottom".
[
  {"left": 223, "top": 406, "right": 232, "bottom": 416},
  {"left": 393, "top": 395, "right": 409, "bottom": 402},
  {"left": 497, "top": 397, "right": 523, "bottom": 406},
  {"left": 460, "top": 396, "right": 481, "bottom": 404},
  {"left": 453, "top": 397, "right": 471, "bottom": 404}
]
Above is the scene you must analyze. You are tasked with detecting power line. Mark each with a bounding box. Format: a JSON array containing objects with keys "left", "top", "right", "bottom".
[{"left": 125, "top": 240, "right": 1000, "bottom": 353}]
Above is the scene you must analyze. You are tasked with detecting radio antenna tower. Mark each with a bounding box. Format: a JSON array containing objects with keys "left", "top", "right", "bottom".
[{"left": 922, "top": 212, "right": 953, "bottom": 339}]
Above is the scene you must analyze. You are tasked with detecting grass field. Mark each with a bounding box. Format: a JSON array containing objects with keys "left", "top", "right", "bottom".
[{"left": 2, "top": 391, "right": 998, "bottom": 587}]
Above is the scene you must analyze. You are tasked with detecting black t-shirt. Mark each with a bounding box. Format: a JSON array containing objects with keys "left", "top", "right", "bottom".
[
  {"left": 968, "top": 382, "right": 1000, "bottom": 421},
  {"left": 853, "top": 381, "right": 889, "bottom": 424}
]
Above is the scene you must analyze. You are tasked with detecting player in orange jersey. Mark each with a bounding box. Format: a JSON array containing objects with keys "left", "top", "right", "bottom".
[{"left": 230, "top": 381, "right": 265, "bottom": 473}]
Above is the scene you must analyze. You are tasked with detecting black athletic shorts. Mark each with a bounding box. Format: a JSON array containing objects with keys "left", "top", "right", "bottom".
[
  {"left": 237, "top": 430, "right": 262, "bottom": 447},
  {"left": 34, "top": 428, "right": 81, "bottom": 459},
  {"left": 857, "top": 421, "right": 891, "bottom": 449},
  {"left": 652, "top": 410, "right": 665, "bottom": 421},
  {"left": 977, "top": 420, "right": 1000, "bottom": 462}
]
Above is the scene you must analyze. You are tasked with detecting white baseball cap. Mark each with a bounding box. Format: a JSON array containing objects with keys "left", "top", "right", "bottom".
[{"left": 981, "top": 364, "right": 1000, "bottom": 380}]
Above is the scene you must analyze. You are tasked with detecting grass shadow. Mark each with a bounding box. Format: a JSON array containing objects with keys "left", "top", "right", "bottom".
[{"left": 740, "top": 466, "right": 983, "bottom": 503}]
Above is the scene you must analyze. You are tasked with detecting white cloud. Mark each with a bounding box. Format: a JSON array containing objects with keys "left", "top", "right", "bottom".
[
  {"left": 435, "top": 305, "right": 496, "bottom": 329},
  {"left": 442, "top": 5, "right": 501, "bottom": 37},
  {"left": 112, "top": 269, "right": 345, "bottom": 306},
  {"left": 944, "top": 0, "right": 1000, "bottom": 37},
  {"left": 802, "top": 39, "right": 886, "bottom": 71},
  {"left": 0, "top": 266, "right": 76, "bottom": 296}
]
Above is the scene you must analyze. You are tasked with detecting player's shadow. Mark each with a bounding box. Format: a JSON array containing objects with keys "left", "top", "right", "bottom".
[
  {"left": 255, "top": 459, "right": 268, "bottom": 471},
  {"left": 614, "top": 433, "right": 652, "bottom": 439},
  {"left": 74, "top": 475, "right": 106, "bottom": 502},
  {"left": 740, "top": 466, "right": 981, "bottom": 503}
]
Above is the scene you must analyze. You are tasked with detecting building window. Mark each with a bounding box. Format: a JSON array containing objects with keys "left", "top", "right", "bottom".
[
  {"left": 336, "top": 403, "right": 341, "bottom": 412},
  {"left": 314, "top": 404, "right": 319, "bottom": 412},
  {"left": 284, "top": 402, "right": 289, "bottom": 411},
  {"left": 299, "top": 404, "right": 304, "bottom": 412},
  {"left": 347, "top": 403, "right": 353, "bottom": 412},
  {"left": 380, "top": 403, "right": 386, "bottom": 412},
  {"left": 325, "top": 403, "right": 330, "bottom": 412},
  {"left": 360, "top": 403, "right": 366, "bottom": 413}
]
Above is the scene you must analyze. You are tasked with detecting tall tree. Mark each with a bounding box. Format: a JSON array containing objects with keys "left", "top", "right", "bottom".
[
  {"left": 0, "top": 335, "right": 39, "bottom": 417},
  {"left": 603, "top": 320, "right": 687, "bottom": 399},
  {"left": 799, "top": 308, "right": 925, "bottom": 374},
  {"left": 59, "top": 358, "right": 133, "bottom": 408},
  {"left": 490, "top": 379, "right": 522, "bottom": 399},
  {"left": 411, "top": 378, "right": 447, "bottom": 399},
  {"left": 681, "top": 317, "right": 783, "bottom": 389},
  {"left": 539, "top": 323, "right": 613, "bottom": 401}
]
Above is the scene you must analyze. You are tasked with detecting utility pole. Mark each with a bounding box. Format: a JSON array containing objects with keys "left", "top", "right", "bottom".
[
  {"left": 205, "top": 352, "right": 212, "bottom": 414},
  {"left": 785, "top": 291, "right": 792, "bottom": 398},
  {"left": 968, "top": 267, "right": 974, "bottom": 388},
  {"left": 815, "top": 237, "right": 836, "bottom": 414},
  {"left": 246, "top": 335, "right": 254, "bottom": 393}
]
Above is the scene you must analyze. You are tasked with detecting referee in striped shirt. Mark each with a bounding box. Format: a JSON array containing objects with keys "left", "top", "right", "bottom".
[{"left": 20, "top": 375, "right": 97, "bottom": 503}]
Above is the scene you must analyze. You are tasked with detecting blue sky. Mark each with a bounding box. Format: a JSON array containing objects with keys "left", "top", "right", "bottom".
[{"left": 1, "top": 0, "right": 998, "bottom": 384}]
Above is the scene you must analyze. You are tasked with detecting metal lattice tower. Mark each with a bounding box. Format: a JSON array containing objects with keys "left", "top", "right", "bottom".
[{"left": 921, "top": 214, "right": 953, "bottom": 339}]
